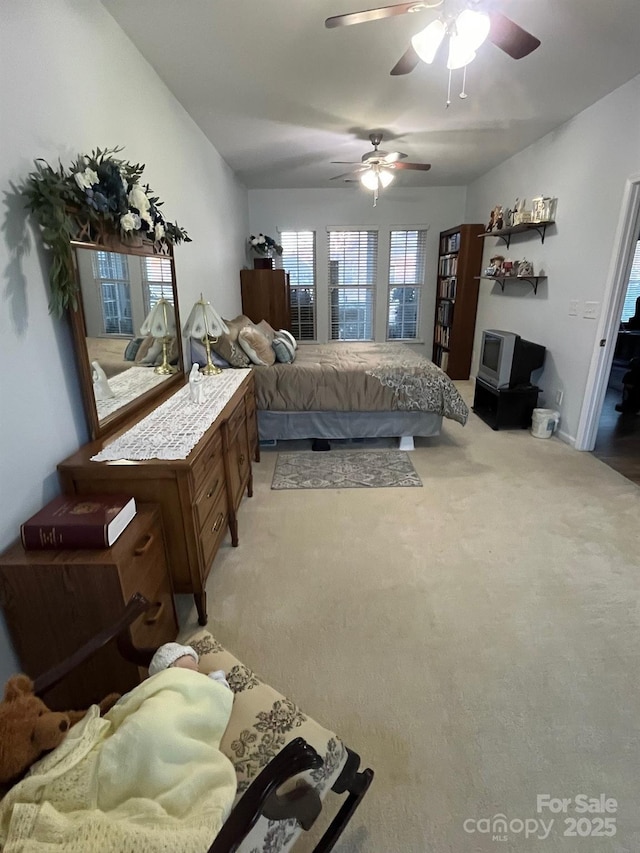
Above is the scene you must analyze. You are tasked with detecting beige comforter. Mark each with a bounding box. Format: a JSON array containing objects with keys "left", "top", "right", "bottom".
[
  {"left": 253, "top": 342, "right": 469, "bottom": 424},
  {"left": 0, "top": 668, "right": 236, "bottom": 853}
]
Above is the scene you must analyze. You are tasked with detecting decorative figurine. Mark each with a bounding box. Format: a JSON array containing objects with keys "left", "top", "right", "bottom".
[
  {"left": 488, "top": 254, "right": 505, "bottom": 275},
  {"left": 92, "top": 360, "right": 114, "bottom": 401},
  {"left": 495, "top": 205, "right": 504, "bottom": 230},
  {"left": 188, "top": 362, "right": 205, "bottom": 404},
  {"left": 518, "top": 258, "right": 534, "bottom": 276}
]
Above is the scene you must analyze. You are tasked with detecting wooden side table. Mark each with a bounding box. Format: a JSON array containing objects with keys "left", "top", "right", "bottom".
[{"left": 0, "top": 504, "right": 177, "bottom": 711}]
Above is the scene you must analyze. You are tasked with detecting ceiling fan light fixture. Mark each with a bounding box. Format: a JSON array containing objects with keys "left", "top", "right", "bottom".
[
  {"left": 411, "top": 18, "right": 446, "bottom": 64},
  {"left": 378, "top": 168, "right": 395, "bottom": 188},
  {"left": 360, "top": 168, "right": 380, "bottom": 191},
  {"left": 447, "top": 37, "right": 476, "bottom": 70},
  {"left": 454, "top": 9, "right": 490, "bottom": 52}
]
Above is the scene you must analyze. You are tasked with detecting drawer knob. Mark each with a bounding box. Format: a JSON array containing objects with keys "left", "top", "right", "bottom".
[
  {"left": 211, "top": 513, "right": 224, "bottom": 533},
  {"left": 134, "top": 534, "right": 154, "bottom": 556},
  {"left": 239, "top": 454, "right": 245, "bottom": 465}
]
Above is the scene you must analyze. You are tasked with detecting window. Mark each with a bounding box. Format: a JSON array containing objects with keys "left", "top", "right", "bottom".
[
  {"left": 387, "top": 229, "right": 427, "bottom": 340},
  {"left": 621, "top": 239, "right": 640, "bottom": 322},
  {"left": 280, "top": 231, "right": 316, "bottom": 340},
  {"left": 328, "top": 230, "right": 378, "bottom": 340},
  {"left": 141, "top": 256, "right": 174, "bottom": 315},
  {"left": 91, "top": 251, "right": 132, "bottom": 335}
]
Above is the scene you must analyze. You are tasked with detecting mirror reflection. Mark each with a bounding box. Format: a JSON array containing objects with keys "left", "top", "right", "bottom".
[{"left": 74, "top": 246, "right": 180, "bottom": 425}]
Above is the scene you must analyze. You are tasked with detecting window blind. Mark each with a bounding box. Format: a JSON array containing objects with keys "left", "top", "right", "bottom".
[
  {"left": 327, "top": 230, "right": 378, "bottom": 340},
  {"left": 91, "top": 251, "right": 132, "bottom": 336},
  {"left": 622, "top": 240, "right": 640, "bottom": 321},
  {"left": 280, "top": 231, "right": 316, "bottom": 340},
  {"left": 141, "top": 256, "right": 174, "bottom": 314},
  {"left": 387, "top": 229, "right": 427, "bottom": 340}
]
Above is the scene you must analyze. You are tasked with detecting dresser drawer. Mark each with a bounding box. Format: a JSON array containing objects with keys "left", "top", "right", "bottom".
[
  {"left": 200, "top": 487, "right": 229, "bottom": 571},
  {"left": 129, "top": 585, "right": 176, "bottom": 651},
  {"left": 191, "top": 428, "right": 223, "bottom": 496},
  {"left": 227, "top": 399, "right": 246, "bottom": 442},
  {"left": 194, "top": 457, "right": 226, "bottom": 529},
  {"left": 119, "top": 518, "right": 173, "bottom": 604}
]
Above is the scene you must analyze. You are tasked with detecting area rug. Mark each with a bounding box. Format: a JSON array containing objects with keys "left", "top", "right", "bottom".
[{"left": 271, "top": 450, "right": 422, "bottom": 490}]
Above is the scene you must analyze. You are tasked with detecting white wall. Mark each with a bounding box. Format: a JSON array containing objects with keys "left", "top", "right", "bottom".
[
  {"left": 248, "top": 187, "right": 466, "bottom": 352},
  {"left": 465, "top": 75, "right": 640, "bottom": 443},
  {"left": 0, "top": 0, "right": 248, "bottom": 682}
]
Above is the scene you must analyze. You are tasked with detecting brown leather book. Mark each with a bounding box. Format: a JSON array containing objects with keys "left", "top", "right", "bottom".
[{"left": 20, "top": 494, "right": 136, "bottom": 550}]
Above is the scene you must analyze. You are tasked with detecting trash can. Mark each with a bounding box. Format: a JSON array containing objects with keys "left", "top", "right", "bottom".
[{"left": 531, "top": 408, "right": 560, "bottom": 439}]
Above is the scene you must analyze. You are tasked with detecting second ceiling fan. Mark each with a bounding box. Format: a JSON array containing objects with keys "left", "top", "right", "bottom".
[{"left": 331, "top": 133, "right": 431, "bottom": 189}]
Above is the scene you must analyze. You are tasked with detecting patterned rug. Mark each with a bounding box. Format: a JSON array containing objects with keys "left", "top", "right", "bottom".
[{"left": 271, "top": 450, "right": 422, "bottom": 490}]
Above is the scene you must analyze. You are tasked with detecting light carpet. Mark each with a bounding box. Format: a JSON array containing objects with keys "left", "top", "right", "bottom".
[
  {"left": 271, "top": 449, "right": 422, "bottom": 490},
  {"left": 176, "top": 381, "right": 640, "bottom": 852}
]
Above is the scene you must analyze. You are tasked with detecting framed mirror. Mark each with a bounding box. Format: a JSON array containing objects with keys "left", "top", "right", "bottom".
[{"left": 69, "top": 236, "right": 185, "bottom": 441}]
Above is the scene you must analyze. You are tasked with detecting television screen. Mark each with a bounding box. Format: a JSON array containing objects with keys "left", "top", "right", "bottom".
[{"left": 482, "top": 337, "right": 501, "bottom": 373}]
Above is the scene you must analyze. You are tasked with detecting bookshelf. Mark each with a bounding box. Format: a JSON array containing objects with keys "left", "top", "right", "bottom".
[{"left": 433, "top": 223, "right": 484, "bottom": 380}]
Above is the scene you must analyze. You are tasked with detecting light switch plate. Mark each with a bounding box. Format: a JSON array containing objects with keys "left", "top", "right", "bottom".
[{"left": 583, "top": 301, "right": 599, "bottom": 319}]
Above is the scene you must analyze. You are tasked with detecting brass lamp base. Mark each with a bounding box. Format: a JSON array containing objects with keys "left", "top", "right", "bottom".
[
  {"left": 201, "top": 335, "right": 222, "bottom": 376},
  {"left": 154, "top": 337, "right": 178, "bottom": 375}
]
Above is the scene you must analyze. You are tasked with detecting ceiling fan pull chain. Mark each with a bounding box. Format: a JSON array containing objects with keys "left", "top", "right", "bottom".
[
  {"left": 459, "top": 64, "right": 468, "bottom": 99},
  {"left": 446, "top": 67, "right": 452, "bottom": 108}
]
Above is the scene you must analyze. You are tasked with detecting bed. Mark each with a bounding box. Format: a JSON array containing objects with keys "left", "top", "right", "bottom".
[{"left": 252, "top": 341, "right": 469, "bottom": 446}]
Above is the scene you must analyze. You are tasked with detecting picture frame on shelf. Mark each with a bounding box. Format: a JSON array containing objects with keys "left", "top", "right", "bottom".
[{"left": 532, "top": 196, "right": 557, "bottom": 223}]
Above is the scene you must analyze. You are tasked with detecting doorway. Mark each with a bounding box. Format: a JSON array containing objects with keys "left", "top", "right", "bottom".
[{"left": 576, "top": 173, "right": 640, "bottom": 485}]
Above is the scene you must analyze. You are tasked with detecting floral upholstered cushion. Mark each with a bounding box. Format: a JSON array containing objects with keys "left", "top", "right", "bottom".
[{"left": 186, "top": 629, "right": 348, "bottom": 853}]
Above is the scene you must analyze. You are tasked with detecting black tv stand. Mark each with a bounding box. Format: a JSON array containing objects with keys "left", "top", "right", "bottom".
[{"left": 473, "top": 378, "right": 540, "bottom": 430}]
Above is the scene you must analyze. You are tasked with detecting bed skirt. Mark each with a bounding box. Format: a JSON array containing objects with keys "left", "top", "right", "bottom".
[{"left": 257, "top": 409, "right": 442, "bottom": 441}]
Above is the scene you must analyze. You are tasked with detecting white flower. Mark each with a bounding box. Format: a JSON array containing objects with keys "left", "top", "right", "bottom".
[
  {"left": 128, "top": 182, "right": 150, "bottom": 213},
  {"left": 140, "top": 211, "right": 153, "bottom": 230},
  {"left": 74, "top": 167, "right": 99, "bottom": 190},
  {"left": 257, "top": 234, "right": 266, "bottom": 245},
  {"left": 154, "top": 222, "right": 165, "bottom": 241},
  {"left": 120, "top": 212, "right": 141, "bottom": 232}
]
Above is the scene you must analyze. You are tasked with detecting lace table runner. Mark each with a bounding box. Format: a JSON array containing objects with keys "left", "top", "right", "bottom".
[
  {"left": 95, "top": 367, "right": 170, "bottom": 420},
  {"left": 91, "top": 369, "right": 251, "bottom": 462}
]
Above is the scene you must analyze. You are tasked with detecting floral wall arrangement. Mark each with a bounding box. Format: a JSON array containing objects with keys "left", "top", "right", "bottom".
[{"left": 22, "top": 147, "right": 191, "bottom": 317}]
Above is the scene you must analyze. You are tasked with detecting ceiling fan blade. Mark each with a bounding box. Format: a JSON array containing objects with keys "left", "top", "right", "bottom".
[
  {"left": 488, "top": 11, "right": 540, "bottom": 60},
  {"left": 331, "top": 161, "right": 364, "bottom": 165},
  {"left": 383, "top": 151, "right": 408, "bottom": 163},
  {"left": 393, "top": 161, "right": 432, "bottom": 171},
  {"left": 330, "top": 171, "right": 358, "bottom": 180},
  {"left": 390, "top": 44, "right": 421, "bottom": 76},
  {"left": 326, "top": 2, "right": 421, "bottom": 29}
]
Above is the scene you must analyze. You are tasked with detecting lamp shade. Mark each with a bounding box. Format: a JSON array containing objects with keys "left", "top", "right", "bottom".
[
  {"left": 360, "top": 169, "right": 380, "bottom": 191},
  {"left": 140, "top": 297, "right": 176, "bottom": 338},
  {"left": 411, "top": 18, "right": 446, "bottom": 64},
  {"left": 182, "top": 295, "right": 229, "bottom": 339},
  {"left": 447, "top": 9, "right": 489, "bottom": 69}
]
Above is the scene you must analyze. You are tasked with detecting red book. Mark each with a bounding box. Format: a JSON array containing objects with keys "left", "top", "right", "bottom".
[{"left": 20, "top": 494, "right": 137, "bottom": 550}]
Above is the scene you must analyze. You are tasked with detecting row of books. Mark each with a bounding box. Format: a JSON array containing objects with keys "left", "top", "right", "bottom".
[
  {"left": 438, "top": 255, "right": 458, "bottom": 277},
  {"left": 20, "top": 494, "right": 137, "bottom": 551},
  {"left": 438, "top": 277, "right": 457, "bottom": 299},
  {"left": 436, "top": 300, "right": 454, "bottom": 327},
  {"left": 434, "top": 324, "right": 451, "bottom": 348},
  {"left": 439, "top": 232, "right": 460, "bottom": 254}
]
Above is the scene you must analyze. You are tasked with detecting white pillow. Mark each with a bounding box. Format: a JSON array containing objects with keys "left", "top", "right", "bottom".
[
  {"left": 276, "top": 329, "right": 297, "bottom": 350},
  {"left": 272, "top": 336, "right": 296, "bottom": 364},
  {"left": 238, "top": 325, "right": 276, "bottom": 366}
]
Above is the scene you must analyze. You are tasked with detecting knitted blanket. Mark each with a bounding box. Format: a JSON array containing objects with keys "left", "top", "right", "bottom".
[{"left": 0, "top": 668, "right": 236, "bottom": 852}]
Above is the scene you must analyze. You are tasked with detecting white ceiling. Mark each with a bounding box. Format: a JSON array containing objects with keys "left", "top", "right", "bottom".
[{"left": 102, "top": 0, "right": 640, "bottom": 189}]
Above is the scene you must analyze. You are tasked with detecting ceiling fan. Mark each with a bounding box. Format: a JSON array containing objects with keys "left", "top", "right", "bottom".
[
  {"left": 331, "top": 133, "right": 431, "bottom": 203},
  {"left": 325, "top": 0, "right": 541, "bottom": 77}
]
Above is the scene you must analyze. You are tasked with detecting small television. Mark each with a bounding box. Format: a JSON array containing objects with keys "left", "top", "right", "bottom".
[{"left": 477, "top": 330, "right": 545, "bottom": 389}]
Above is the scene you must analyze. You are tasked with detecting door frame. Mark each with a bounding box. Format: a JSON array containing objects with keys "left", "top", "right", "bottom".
[{"left": 575, "top": 173, "right": 640, "bottom": 451}]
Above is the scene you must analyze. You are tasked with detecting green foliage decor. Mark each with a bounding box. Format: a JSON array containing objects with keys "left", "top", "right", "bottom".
[{"left": 22, "top": 147, "right": 191, "bottom": 317}]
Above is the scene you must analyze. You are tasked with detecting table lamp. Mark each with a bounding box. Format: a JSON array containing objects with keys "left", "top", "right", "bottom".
[
  {"left": 140, "top": 297, "right": 177, "bottom": 375},
  {"left": 182, "top": 294, "right": 229, "bottom": 375}
]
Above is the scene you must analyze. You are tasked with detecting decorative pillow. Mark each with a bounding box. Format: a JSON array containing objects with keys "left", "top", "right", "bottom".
[
  {"left": 272, "top": 336, "right": 296, "bottom": 364},
  {"left": 139, "top": 338, "right": 164, "bottom": 366},
  {"left": 276, "top": 329, "right": 297, "bottom": 350},
  {"left": 209, "top": 315, "right": 252, "bottom": 368},
  {"left": 190, "top": 338, "right": 231, "bottom": 369},
  {"left": 238, "top": 324, "right": 276, "bottom": 366},
  {"left": 134, "top": 335, "right": 156, "bottom": 363},
  {"left": 124, "top": 337, "right": 144, "bottom": 361},
  {"left": 256, "top": 320, "right": 276, "bottom": 343}
]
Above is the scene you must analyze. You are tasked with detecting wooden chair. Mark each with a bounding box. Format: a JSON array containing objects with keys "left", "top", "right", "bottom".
[{"left": 27, "top": 593, "right": 373, "bottom": 852}]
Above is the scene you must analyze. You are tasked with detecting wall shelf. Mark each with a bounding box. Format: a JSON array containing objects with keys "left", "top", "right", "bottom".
[
  {"left": 476, "top": 275, "right": 547, "bottom": 295},
  {"left": 479, "top": 221, "right": 554, "bottom": 248}
]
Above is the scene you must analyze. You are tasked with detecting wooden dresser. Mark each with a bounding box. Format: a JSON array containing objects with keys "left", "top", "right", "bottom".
[
  {"left": 58, "top": 371, "right": 259, "bottom": 626},
  {"left": 0, "top": 505, "right": 177, "bottom": 710}
]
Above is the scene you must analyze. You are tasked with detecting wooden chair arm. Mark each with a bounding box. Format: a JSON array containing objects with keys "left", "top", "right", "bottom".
[
  {"left": 207, "top": 737, "right": 324, "bottom": 853},
  {"left": 33, "top": 593, "right": 154, "bottom": 696}
]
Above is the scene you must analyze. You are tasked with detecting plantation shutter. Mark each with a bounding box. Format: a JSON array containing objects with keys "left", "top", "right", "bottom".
[
  {"left": 387, "top": 229, "right": 427, "bottom": 340},
  {"left": 621, "top": 239, "right": 640, "bottom": 321},
  {"left": 280, "top": 231, "right": 316, "bottom": 340},
  {"left": 327, "top": 230, "right": 378, "bottom": 340},
  {"left": 142, "top": 256, "right": 174, "bottom": 313},
  {"left": 91, "top": 251, "right": 132, "bottom": 336}
]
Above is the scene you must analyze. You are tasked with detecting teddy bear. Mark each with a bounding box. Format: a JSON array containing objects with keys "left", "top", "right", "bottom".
[{"left": 0, "top": 674, "right": 120, "bottom": 789}]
